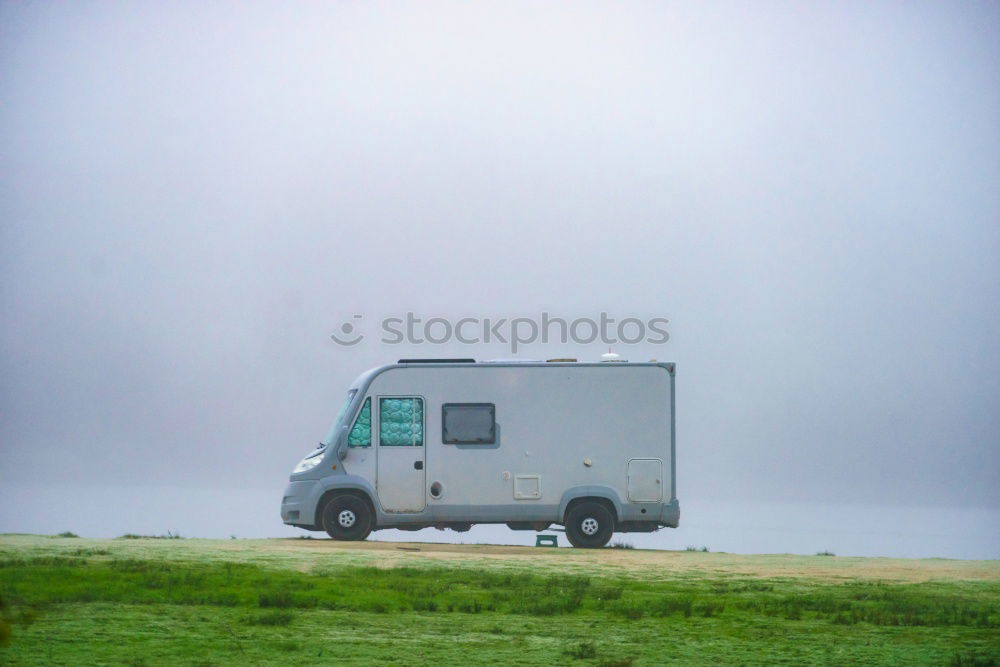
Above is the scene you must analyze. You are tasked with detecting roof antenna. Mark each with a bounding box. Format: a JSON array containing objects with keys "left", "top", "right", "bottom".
[{"left": 601, "top": 347, "right": 624, "bottom": 363}]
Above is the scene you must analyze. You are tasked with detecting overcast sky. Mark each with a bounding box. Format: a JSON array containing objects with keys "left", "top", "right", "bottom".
[{"left": 1, "top": 2, "right": 997, "bottom": 538}]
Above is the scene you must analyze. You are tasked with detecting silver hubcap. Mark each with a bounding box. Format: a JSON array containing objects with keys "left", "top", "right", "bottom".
[
  {"left": 581, "top": 517, "right": 599, "bottom": 536},
  {"left": 338, "top": 509, "right": 356, "bottom": 528}
]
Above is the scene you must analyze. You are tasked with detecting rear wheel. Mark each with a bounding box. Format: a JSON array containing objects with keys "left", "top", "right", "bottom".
[
  {"left": 321, "top": 494, "right": 373, "bottom": 541},
  {"left": 565, "top": 502, "right": 614, "bottom": 548}
]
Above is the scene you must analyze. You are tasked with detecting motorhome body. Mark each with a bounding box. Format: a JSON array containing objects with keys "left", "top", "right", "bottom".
[{"left": 280, "top": 359, "right": 678, "bottom": 548}]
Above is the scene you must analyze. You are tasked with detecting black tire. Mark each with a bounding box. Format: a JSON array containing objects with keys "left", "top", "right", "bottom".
[
  {"left": 321, "top": 494, "right": 373, "bottom": 541},
  {"left": 564, "top": 501, "right": 615, "bottom": 548}
]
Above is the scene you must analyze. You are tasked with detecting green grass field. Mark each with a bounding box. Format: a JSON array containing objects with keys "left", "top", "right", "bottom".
[{"left": 1, "top": 535, "right": 997, "bottom": 665}]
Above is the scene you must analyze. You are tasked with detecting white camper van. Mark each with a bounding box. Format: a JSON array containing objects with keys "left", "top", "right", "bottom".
[{"left": 280, "top": 359, "right": 678, "bottom": 548}]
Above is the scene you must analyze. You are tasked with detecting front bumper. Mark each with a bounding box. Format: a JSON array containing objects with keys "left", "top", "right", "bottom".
[{"left": 281, "top": 480, "right": 321, "bottom": 527}]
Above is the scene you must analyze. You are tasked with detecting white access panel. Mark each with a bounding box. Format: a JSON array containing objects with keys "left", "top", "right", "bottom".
[
  {"left": 627, "top": 458, "right": 663, "bottom": 502},
  {"left": 514, "top": 474, "right": 541, "bottom": 500}
]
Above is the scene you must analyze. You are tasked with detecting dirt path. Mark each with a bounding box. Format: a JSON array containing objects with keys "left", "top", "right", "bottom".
[
  {"left": 4, "top": 534, "right": 995, "bottom": 583},
  {"left": 263, "top": 538, "right": 1000, "bottom": 582}
]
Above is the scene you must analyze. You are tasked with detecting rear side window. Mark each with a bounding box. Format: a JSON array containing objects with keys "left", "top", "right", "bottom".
[
  {"left": 442, "top": 403, "right": 496, "bottom": 444},
  {"left": 379, "top": 397, "right": 424, "bottom": 446},
  {"left": 348, "top": 398, "right": 371, "bottom": 447}
]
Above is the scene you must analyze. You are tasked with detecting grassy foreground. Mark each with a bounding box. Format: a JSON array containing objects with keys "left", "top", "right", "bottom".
[{"left": 0, "top": 535, "right": 997, "bottom": 665}]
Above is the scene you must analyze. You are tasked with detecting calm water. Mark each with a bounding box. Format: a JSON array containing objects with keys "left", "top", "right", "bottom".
[{"left": 2, "top": 483, "right": 997, "bottom": 560}]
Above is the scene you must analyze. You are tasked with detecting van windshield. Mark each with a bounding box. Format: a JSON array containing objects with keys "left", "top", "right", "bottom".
[{"left": 321, "top": 389, "right": 358, "bottom": 447}]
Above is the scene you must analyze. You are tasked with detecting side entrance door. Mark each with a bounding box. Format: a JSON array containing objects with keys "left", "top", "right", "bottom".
[{"left": 375, "top": 396, "right": 426, "bottom": 512}]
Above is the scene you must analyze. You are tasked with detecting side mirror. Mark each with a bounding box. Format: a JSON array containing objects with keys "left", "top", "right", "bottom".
[{"left": 336, "top": 424, "right": 349, "bottom": 461}]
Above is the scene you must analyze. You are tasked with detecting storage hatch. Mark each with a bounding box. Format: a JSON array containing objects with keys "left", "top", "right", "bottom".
[
  {"left": 514, "top": 474, "right": 541, "bottom": 500},
  {"left": 627, "top": 458, "right": 663, "bottom": 503}
]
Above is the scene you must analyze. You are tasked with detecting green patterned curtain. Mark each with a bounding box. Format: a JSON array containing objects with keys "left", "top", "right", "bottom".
[
  {"left": 379, "top": 398, "right": 424, "bottom": 446},
  {"left": 348, "top": 398, "right": 371, "bottom": 447}
]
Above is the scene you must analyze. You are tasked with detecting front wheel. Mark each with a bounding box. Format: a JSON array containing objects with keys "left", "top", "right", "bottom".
[
  {"left": 564, "top": 502, "right": 615, "bottom": 548},
  {"left": 321, "top": 494, "right": 373, "bottom": 541}
]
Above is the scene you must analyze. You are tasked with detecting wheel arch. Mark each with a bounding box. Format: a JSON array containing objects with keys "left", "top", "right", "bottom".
[
  {"left": 315, "top": 486, "right": 377, "bottom": 529},
  {"left": 559, "top": 486, "right": 623, "bottom": 524}
]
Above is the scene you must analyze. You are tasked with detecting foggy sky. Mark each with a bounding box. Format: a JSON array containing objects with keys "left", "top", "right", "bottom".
[{"left": 1, "top": 1, "right": 998, "bottom": 532}]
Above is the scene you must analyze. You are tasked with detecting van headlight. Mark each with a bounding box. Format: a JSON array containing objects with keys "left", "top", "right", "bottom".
[{"left": 293, "top": 452, "right": 324, "bottom": 474}]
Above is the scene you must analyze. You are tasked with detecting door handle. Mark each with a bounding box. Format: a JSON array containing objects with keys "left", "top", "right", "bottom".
[{"left": 414, "top": 461, "right": 423, "bottom": 470}]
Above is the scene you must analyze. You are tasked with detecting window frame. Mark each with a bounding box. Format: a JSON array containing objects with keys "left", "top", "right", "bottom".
[
  {"left": 347, "top": 396, "right": 372, "bottom": 448},
  {"left": 441, "top": 402, "right": 497, "bottom": 445},
  {"left": 377, "top": 395, "right": 425, "bottom": 447}
]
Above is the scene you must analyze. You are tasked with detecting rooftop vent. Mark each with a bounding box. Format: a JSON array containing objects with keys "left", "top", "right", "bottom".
[{"left": 397, "top": 358, "right": 476, "bottom": 364}]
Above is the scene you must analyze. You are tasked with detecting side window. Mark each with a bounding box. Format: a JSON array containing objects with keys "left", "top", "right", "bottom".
[
  {"left": 348, "top": 398, "right": 371, "bottom": 447},
  {"left": 442, "top": 403, "right": 496, "bottom": 444},
  {"left": 379, "top": 397, "right": 424, "bottom": 446}
]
